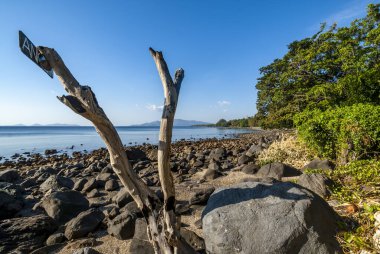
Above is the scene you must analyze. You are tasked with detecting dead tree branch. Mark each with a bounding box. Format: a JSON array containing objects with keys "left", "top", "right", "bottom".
[
  {"left": 38, "top": 46, "right": 195, "bottom": 254},
  {"left": 150, "top": 48, "right": 186, "bottom": 251}
]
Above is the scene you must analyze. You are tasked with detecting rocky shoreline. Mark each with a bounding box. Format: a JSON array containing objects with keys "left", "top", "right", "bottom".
[{"left": 0, "top": 129, "right": 342, "bottom": 253}]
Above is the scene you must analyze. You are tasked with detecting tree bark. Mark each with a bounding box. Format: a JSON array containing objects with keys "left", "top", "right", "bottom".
[{"left": 37, "top": 46, "right": 196, "bottom": 254}]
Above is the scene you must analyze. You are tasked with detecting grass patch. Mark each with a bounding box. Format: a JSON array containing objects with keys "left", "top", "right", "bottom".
[{"left": 257, "top": 133, "right": 315, "bottom": 168}]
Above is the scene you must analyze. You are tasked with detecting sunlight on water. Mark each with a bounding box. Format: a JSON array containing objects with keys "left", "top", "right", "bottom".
[{"left": 0, "top": 126, "right": 255, "bottom": 159}]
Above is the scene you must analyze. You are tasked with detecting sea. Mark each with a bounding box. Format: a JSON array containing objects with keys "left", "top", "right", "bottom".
[{"left": 0, "top": 126, "right": 255, "bottom": 159}]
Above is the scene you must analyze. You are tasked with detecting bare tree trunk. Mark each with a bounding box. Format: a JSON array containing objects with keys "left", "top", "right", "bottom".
[{"left": 37, "top": 46, "right": 196, "bottom": 254}]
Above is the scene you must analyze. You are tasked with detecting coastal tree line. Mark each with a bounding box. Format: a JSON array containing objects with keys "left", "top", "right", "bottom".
[{"left": 221, "top": 4, "right": 380, "bottom": 163}]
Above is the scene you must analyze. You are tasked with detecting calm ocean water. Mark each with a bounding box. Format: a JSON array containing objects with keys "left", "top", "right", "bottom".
[{"left": 0, "top": 126, "right": 255, "bottom": 159}]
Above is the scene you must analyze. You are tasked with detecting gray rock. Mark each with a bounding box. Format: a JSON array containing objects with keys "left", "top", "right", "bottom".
[
  {"left": 45, "top": 149, "right": 58, "bottom": 155},
  {"left": 126, "top": 148, "right": 147, "bottom": 161},
  {"left": 133, "top": 218, "right": 149, "bottom": 241},
  {"left": 112, "top": 188, "right": 133, "bottom": 208},
  {"left": 0, "top": 168, "right": 19, "bottom": 182},
  {"left": 0, "top": 191, "right": 23, "bottom": 219},
  {"left": 126, "top": 239, "right": 154, "bottom": 254},
  {"left": 190, "top": 187, "right": 215, "bottom": 205},
  {"left": 64, "top": 208, "right": 105, "bottom": 240},
  {"left": 87, "top": 188, "right": 101, "bottom": 198},
  {"left": 245, "top": 144, "right": 263, "bottom": 157},
  {"left": 208, "top": 160, "right": 221, "bottom": 171},
  {"left": 105, "top": 179, "right": 119, "bottom": 191},
  {"left": 123, "top": 201, "right": 142, "bottom": 217},
  {"left": 303, "top": 158, "right": 335, "bottom": 171},
  {"left": 73, "top": 178, "right": 88, "bottom": 191},
  {"left": 256, "top": 162, "right": 301, "bottom": 179},
  {"left": 0, "top": 214, "right": 57, "bottom": 253},
  {"left": 40, "top": 175, "right": 74, "bottom": 192},
  {"left": 21, "top": 178, "right": 37, "bottom": 188},
  {"left": 297, "top": 173, "right": 333, "bottom": 198},
  {"left": 238, "top": 154, "right": 253, "bottom": 165},
  {"left": 72, "top": 247, "right": 100, "bottom": 254},
  {"left": 107, "top": 212, "right": 136, "bottom": 240},
  {"left": 30, "top": 243, "right": 65, "bottom": 254},
  {"left": 202, "top": 168, "right": 221, "bottom": 180},
  {"left": 82, "top": 178, "right": 98, "bottom": 192},
  {"left": 0, "top": 182, "right": 24, "bottom": 197},
  {"left": 202, "top": 181, "right": 342, "bottom": 254},
  {"left": 46, "top": 233, "right": 66, "bottom": 245},
  {"left": 175, "top": 202, "right": 190, "bottom": 215},
  {"left": 193, "top": 159, "right": 204, "bottom": 168},
  {"left": 209, "top": 148, "right": 226, "bottom": 162},
  {"left": 180, "top": 228, "right": 205, "bottom": 251},
  {"left": 41, "top": 190, "right": 89, "bottom": 224},
  {"left": 106, "top": 206, "right": 120, "bottom": 219},
  {"left": 241, "top": 164, "right": 260, "bottom": 174}
]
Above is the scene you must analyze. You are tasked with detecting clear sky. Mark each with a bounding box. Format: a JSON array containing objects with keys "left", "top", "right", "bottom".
[{"left": 0, "top": 0, "right": 375, "bottom": 126}]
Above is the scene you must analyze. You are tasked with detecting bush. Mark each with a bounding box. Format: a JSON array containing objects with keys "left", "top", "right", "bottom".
[{"left": 294, "top": 104, "right": 380, "bottom": 163}]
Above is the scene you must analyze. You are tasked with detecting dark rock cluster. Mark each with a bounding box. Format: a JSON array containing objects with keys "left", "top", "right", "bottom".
[{"left": 0, "top": 130, "right": 340, "bottom": 253}]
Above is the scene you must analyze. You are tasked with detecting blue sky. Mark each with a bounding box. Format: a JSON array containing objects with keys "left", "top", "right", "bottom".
[{"left": 0, "top": 0, "right": 375, "bottom": 125}]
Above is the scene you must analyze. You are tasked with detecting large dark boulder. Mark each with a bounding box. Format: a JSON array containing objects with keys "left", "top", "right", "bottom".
[
  {"left": 0, "top": 191, "right": 23, "bottom": 220},
  {"left": 41, "top": 190, "right": 89, "bottom": 224},
  {"left": 245, "top": 144, "right": 263, "bottom": 157},
  {"left": 202, "top": 181, "right": 342, "bottom": 254},
  {"left": 0, "top": 182, "right": 24, "bottom": 197},
  {"left": 126, "top": 239, "right": 154, "bottom": 254},
  {"left": 0, "top": 214, "right": 57, "bottom": 253},
  {"left": 256, "top": 162, "right": 301, "bottom": 179},
  {"left": 64, "top": 208, "right": 105, "bottom": 240},
  {"left": 238, "top": 154, "right": 253, "bottom": 165},
  {"left": 241, "top": 164, "right": 260, "bottom": 174},
  {"left": 297, "top": 173, "right": 333, "bottom": 198},
  {"left": 40, "top": 175, "right": 74, "bottom": 192},
  {"left": 180, "top": 228, "right": 205, "bottom": 252},
  {"left": 0, "top": 169, "right": 19, "bottom": 183},
  {"left": 107, "top": 212, "right": 136, "bottom": 240},
  {"left": 125, "top": 148, "right": 147, "bottom": 161},
  {"left": 189, "top": 187, "right": 215, "bottom": 205},
  {"left": 112, "top": 188, "right": 133, "bottom": 208},
  {"left": 302, "top": 159, "right": 335, "bottom": 171},
  {"left": 208, "top": 148, "right": 226, "bottom": 162}
]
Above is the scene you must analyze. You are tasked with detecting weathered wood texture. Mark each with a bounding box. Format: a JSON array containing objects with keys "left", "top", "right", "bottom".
[
  {"left": 38, "top": 46, "right": 195, "bottom": 254},
  {"left": 150, "top": 48, "right": 186, "bottom": 253}
]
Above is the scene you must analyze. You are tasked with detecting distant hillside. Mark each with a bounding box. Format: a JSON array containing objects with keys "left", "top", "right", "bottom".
[
  {"left": 134, "top": 119, "right": 211, "bottom": 127},
  {"left": 30, "top": 123, "right": 81, "bottom": 126}
]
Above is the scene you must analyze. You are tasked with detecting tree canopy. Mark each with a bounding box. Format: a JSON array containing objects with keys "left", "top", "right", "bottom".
[{"left": 254, "top": 4, "right": 380, "bottom": 129}]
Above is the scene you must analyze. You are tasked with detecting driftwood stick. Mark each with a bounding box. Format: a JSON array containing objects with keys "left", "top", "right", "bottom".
[
  {"left": 149, "top": 48, "right": 187, "bottom": 251},
  {"left": 38, "top": 46, "right": 195, "bottom": 254}
]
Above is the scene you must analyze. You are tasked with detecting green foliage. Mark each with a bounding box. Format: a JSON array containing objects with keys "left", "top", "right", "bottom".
[
  {"left": 305, "top": 160, "right": 380, "bottom": 252},
  {"left": 255, "top": 4, "right": 380, "bottom": 128},
  {"left": 294, "top": 104, "right": 380, "bottom": 162},
  {"left": 214, "top": 117, "right": 258, "bottom": 128},
  {"left": 215, "top": 119, "right": 228, "bottom": 127}
]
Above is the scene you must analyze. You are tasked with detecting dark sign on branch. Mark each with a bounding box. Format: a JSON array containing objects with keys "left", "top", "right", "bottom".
[{"left": 19, "top": 31, "right": 53, "bottom": 78}]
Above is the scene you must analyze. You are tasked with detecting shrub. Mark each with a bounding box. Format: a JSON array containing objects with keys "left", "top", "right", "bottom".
[{"left": 294, "top": 104, "right": 380, "bottom": 163}]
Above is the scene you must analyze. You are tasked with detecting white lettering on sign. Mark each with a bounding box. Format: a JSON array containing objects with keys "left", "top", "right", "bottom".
[{"left": 22, "top": 37, "right": 39, "bottom": 63}]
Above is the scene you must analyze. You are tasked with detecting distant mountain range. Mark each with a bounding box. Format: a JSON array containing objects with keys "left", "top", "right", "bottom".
[
  {"left": 12, "top": 123, "right": 80, "bottom": 127},
  {"left": 133, "top": 119, "right": 211, "bottom": 127}
]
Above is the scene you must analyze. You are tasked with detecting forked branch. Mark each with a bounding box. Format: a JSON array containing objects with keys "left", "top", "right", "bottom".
[{"left": 38, "top": 46, "right": 195, "bottom": 254}]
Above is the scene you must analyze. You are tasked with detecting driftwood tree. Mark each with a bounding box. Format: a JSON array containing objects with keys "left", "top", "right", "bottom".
[{"left": 37, "top": 46, "right": 196, "bottom": 254}]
